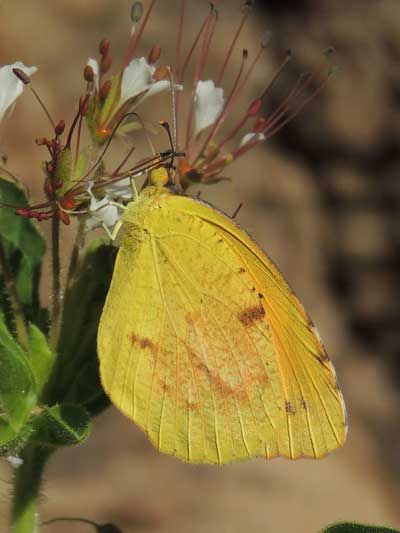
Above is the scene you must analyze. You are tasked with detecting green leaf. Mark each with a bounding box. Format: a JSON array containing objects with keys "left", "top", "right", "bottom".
[
  {"left": 27, "top": 324, "right": 56, "bottom": 397},
  {"left": 47, "top": 241, "right": 116, "bottom": 415},
  {"left": 0, "top": 418, "right": 33, "bottom": 457},
  {"left": 322, "top": 522, "right": 400, "bottom": 532},
  {"left": 0, "top": 176, "right": 45, "bottom": 322},
  {"left": 0, "top": 317, "right": 36, "bottom": 430},
  {"left": 32, "top": 404, "right": 91, "bottom": 447}
]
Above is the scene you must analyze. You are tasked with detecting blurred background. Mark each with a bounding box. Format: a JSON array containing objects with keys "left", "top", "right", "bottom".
[{"left": 1, "top": 0, "right": 400, "bottom": 531}]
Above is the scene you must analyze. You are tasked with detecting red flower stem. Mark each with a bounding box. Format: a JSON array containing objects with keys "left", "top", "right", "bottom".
[{"left": 174, "top": 0, "right": 187, "bottom": 149}]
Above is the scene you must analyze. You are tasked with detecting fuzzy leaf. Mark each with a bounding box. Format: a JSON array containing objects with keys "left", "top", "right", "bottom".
[
  {"left": 0, "top": 316, "right": 36, "bottom": 430},
  {"left": 0, "top": 176, "right": 45, "bottom": 322},
  {"left": 0, "top": 418, "right": 33, "bottom": 457},
  {"left": 48, "top": 241, "right": 116, "bottom": 415},
  {"left": 323, "top": 523, "right": 400, "bottom": 532},
  {"left": 33, "top": 404, "right": 91, "bottom": 447},
  {"left": 28, "top": 324, "right": 56, "bottom": 397}
]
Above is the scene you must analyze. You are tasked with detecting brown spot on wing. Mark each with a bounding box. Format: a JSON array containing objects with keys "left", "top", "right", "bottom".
[
  {"left": 128, "top": 332, "right": 157, "bottom": 352},
  {"left": 285, "top": 400, "right": 296, "bottom": 415},
  {"left": 238, "top": 305, "right": 266, "bottom": 326},
  {"left": 300, "top": 398, "right": 307, "bottom": 410}
]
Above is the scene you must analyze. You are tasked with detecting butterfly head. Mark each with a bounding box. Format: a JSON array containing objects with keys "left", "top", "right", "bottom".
[{"left": 149, "top": 166, "right": 170, "bottom": 188}]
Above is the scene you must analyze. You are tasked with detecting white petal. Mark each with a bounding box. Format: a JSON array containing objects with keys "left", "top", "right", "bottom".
[
  {"left": 86, "top": 58, "right": 99, "bottom": 90},
  {"left": 194, "top": 80, "right": 224, "bottom": 135},
  {"left": 104, "top": 177, "right": 133, "bottom": 202},
  {"left": 239, "top": 132, "right": 266, "bottom": 147},
  {"left": 140, "top": 80, "right": 183, "bottom": 103},
  {"left": 120, "top": 57, "right": 156, "bottom": 105},
  {"left": 85, "top": 183, "right": 122, "bottom": 231},
  {"left": 0, "top": 62, "right": 37, "bottom": 122}
]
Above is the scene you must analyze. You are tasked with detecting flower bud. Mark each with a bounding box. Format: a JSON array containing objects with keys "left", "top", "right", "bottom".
[
  {"left": 100, "top": 54, "right": 112, "bottom": 75},
  {"left": 55, "top": 120, "right": 65, "bottom": 136},
  {"left": 84, "top": 64, "right": 95, "bottom": 82},
  {"left": 99, "top": 38, "right": 110, "bottom": 56},
  {"left": 148, "top": 44, "right": 161, "bottom": 65},
  {"left": 99, "top": 80, "right": 112, "bottom": 100}
]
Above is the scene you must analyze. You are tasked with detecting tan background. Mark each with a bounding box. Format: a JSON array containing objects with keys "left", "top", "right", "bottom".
[{"left": 1, "top": 1, "right": 400, "bottom": 532}]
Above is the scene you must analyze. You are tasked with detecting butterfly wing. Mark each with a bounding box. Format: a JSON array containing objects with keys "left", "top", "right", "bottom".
[{"left": 98, "top": 189, "right": 347, "bottom": 464}]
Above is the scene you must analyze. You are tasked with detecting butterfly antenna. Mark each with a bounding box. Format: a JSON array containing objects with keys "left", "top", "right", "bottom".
[{"left": 73, "top": 111, "right": 143, "bottom": 187}]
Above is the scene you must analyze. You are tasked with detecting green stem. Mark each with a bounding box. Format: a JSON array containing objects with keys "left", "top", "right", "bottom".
[
  {"left": 10, "top": 446, "right": 51, "bottom": 533},
  {"left": 49, "top": 212, "right": 61, "bottom": 351},
  {"left": 0, "top": 238, "right": 29, "bottom": 350}
]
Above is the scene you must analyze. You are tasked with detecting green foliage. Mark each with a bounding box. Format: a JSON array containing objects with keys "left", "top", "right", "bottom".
[
  {"left": 27, "top": 324, "right": 56, "bottom": 398},
  {"left": 32, "top": 404, "right": 91, "bottom": 447},
  {"left": 0, "top": 419, "right": 33, "bottom": 457},
  {"left": 47, "top": 240, "right": 116, "bottom": 415},
  {"left": 0, "top": 316, "right": 36, "bottom": 431},
  {"left": 0, "top": 177, "right": 45, "bottom": 324},
  {"left": 323, "top": 522, "right": 400, "bottom": 532}
]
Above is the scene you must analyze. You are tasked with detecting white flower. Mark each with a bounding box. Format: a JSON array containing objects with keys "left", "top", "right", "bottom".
[
  {"left": 86, "top": 56, "right": 179, "bottom": 108},
  {"left": 194, "top": 80, "right": 224, "bottom": 135},
  {"left": 104, "top": 176, "right": 137, "bottom": 202},
  {"left": 85, "top": 183, "right": 123, "bottom": 232},
  {"left": 0, "top": 62, "right": 37, "bottom": 123},
  {"left": 239, "top": 132, "right": 266, "bottom": 147}
]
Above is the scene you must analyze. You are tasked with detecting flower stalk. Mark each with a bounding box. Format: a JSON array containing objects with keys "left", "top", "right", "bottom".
[{"left": 10, "top": 446, "right": 51, "bottom": 533}]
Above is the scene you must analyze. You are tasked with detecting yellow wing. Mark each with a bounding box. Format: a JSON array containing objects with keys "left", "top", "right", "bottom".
[{"left": 98, "top": 186, "right": 347, "bottom": 464}]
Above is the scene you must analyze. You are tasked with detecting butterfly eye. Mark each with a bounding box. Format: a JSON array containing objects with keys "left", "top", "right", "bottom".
[{"left": 149, "top": 166, "right": 169, "bottom": 187}]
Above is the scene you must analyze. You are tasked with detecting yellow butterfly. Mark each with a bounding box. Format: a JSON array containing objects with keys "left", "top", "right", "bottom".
[{"left": 97, "top": 167, "right": 347, "bottom": 464}]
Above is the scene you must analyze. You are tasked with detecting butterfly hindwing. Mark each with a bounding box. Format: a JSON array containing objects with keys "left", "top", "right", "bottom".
[{"left": 98, "top": 187, "right": 347, "bottom": 464}]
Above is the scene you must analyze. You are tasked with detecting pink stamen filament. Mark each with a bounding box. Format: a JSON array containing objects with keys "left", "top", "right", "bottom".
[
  {"left": 217, "top": 9, "right": 249, "bottom": 86},
  {"left": 174, "top": 0, "right": 187, "bottom": 148}
]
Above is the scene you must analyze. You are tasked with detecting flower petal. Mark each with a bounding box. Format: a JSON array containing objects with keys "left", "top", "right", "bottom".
[
  {"left": 239, "top": 132, "right": 266, "bottom": 147},
  {"left": 120, "top": 57, "right": 156, "bottom": 105},
  {"left": 140, "top": 80, "right": 182, "bottom": 102},
  {"left": 104, "top": 177, "right": 133, "bottom": 202},
  {"left": 85, "top": 183, "right": 122, "bottom": 231},
  {"left": 194, "top": 80, "right": 224, "bottom": 135},
  {"left": 0, "top": 62, "right": 37, "bottom": 122}
]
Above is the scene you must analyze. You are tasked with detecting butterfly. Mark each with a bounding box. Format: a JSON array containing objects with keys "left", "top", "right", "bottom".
[{"left": 97, "top": 167, "right": 347, "bottom": 464}]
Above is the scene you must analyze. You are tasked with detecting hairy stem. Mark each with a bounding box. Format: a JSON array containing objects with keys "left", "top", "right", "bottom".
[
  {"left": 0, "top": 238, "right": 28, "bottom": 349},
  {"left": 10, "top": 446, "right": 51, "bottom": 533},
  {"left": 49, "top": 212, "right": 61, "bottom": 351}
]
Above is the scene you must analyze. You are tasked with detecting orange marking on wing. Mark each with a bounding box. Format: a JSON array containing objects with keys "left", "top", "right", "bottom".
[
  {"left": 238, "top": 305, "right": 266, "bottom": 327},
  {"left": 128, "top": 332, "right": 157, "bottom": 352},
  {"left": 188, "top": 347, "right": 268, "bottom": 403}
]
